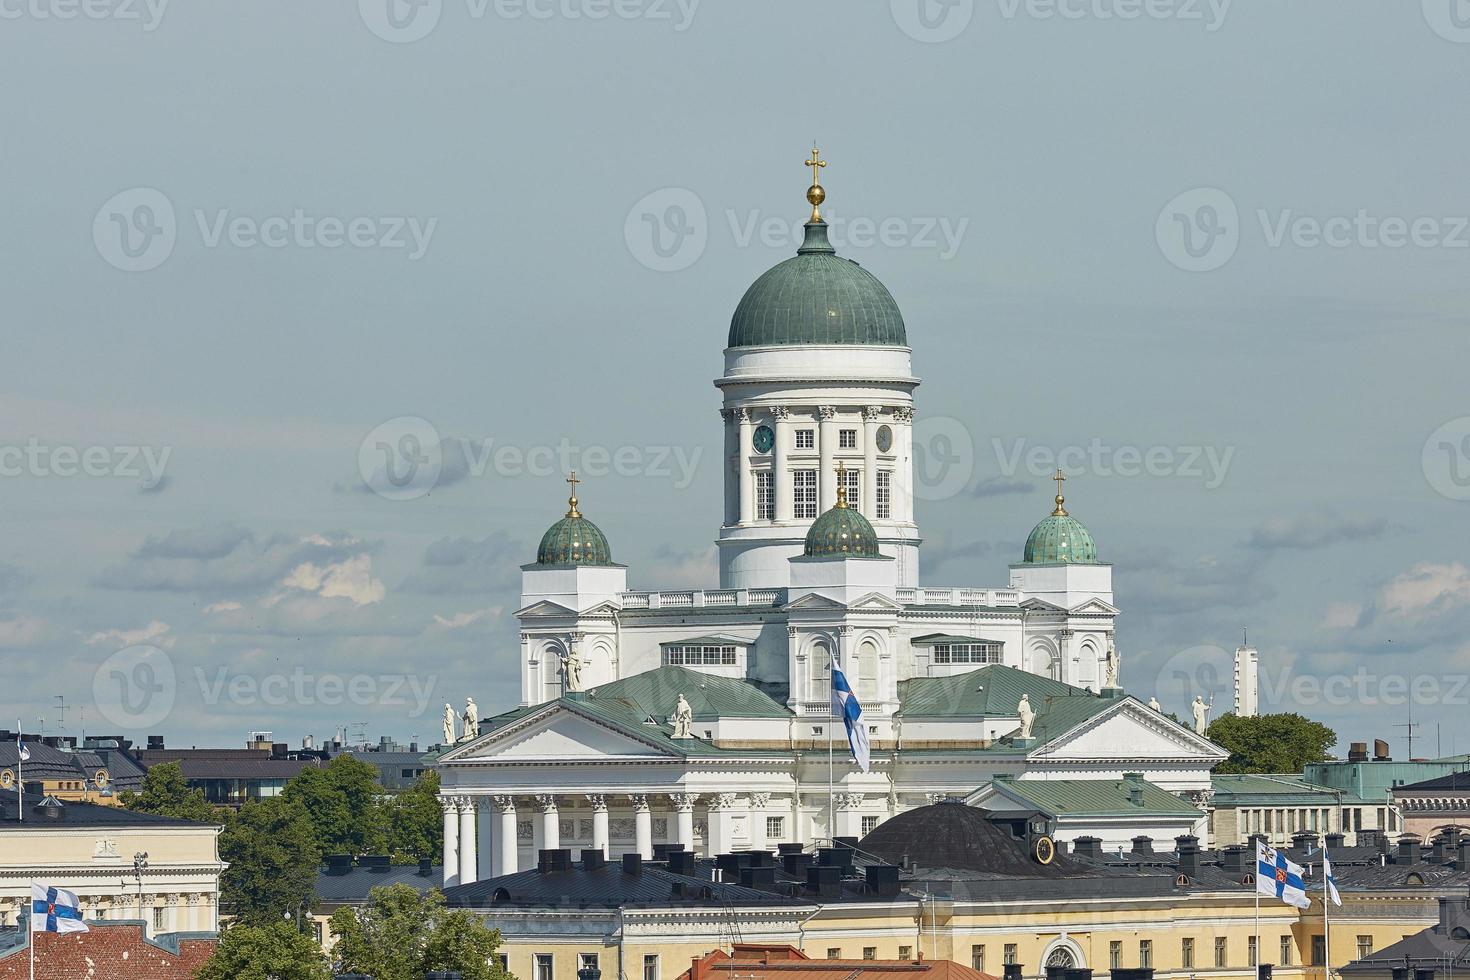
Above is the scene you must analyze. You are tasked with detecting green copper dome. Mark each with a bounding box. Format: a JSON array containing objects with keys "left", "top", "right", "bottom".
[
  {"left": 727, "top": 222, "right": 907, "bottom": 348},
  {"left": 1021, "top": 479, "right": 1098, "bottom": 564},
  {"left": 803, "top": 481, "right": 882, "bottom": 558},
  {"left": 536, "top": 480, "right": 613, "bottom": 566}
]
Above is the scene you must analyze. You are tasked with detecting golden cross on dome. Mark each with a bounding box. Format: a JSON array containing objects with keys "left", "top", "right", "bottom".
[
  {"left": 565, "top": 471, "right": 581, "bottom": 518},
  {"left": 804, "top": 143, "right": 828, "bottom": 222},
  {"left": 1052, "top": 469, "right": 1068, "bottom": 517},
  {"left": 835, "top": 460, "right": 848, "bottom": 508}
]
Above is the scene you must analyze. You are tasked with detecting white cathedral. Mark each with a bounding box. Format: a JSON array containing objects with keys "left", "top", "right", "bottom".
[{"left": 436, "top": 155, "right": 1226, "bottom": 888}]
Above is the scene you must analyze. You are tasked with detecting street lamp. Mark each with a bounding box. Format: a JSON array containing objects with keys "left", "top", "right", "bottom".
[{"left": 133, "top": 852, "right": 149, "bottom": 929}]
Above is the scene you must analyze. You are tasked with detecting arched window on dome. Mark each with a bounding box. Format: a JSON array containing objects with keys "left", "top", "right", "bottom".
[
  {"left": 857, "top": 639, "right": 880, "bottom": 702},
  {"left": 808, "top": 640, "right": 833, "bottom": 703}
]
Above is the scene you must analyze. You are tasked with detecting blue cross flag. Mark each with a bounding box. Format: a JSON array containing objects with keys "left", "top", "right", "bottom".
[
  {"left": 830, "top": 665, "right": 871, "bottom": 773},
  {"left": 1256, "top": 841, "right": 1311, "bottom": 909},
  {"left": 31, "top": 884, "right": 89, "bottom": 934}
]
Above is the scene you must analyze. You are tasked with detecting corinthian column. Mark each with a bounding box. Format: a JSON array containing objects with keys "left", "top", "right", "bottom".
[
  {"left": 630, "top": 794, "right": 653, "bottom": 859},
  {"left": 441, "top": 797, "right": 460, "bottom": 887},
  {"left": 670, "top": 793, "right": 698, "bottom": 853},
  {"left": 535, "top": 795, "right": 560, "bottom": 851},
  {"left": 458, "top": 798, "right": 478, "bottom": 886},
  {"left": 588, "top": 795, "right": 610, "bottom": 857},
  {"left": 494, "top": 796, "right": 519, "bottom": 876}
]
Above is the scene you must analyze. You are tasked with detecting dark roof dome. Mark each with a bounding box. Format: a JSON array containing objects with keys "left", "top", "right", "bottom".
[
  {"left": 803, "top": 470, "right": 881, "bottom": 558},
  {"left": 535, "top": 475, "right": 613, "bottom": 566},
  {"left": 859, "top": 801, "right": 1087, "bottom": 878},
  {"left": 727, "top": 151, "right": 906, "bottom": 349}
]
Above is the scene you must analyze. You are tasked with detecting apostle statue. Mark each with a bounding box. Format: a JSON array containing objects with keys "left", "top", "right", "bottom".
[
  {"left": 462, "top": 697, "right": 480, "bottom": 740},
  {"left": 1016, "top": 694, "right": 1035, "bottom": 740},
  {"left": 671, "top": 694, "right": 694, "bottom": 739},
  {"left": 442, "top": 702, "right": 457, "bottom": 746},
  {"left": 1191, "top": 695, "right": 1212, "bottom": 734},
  {"left": 1104, "top": 639, "right": 1120, "bottom": 689},
  {"left": 1148, "top": 696, "right": 1162, "bottom": 712},
  {"left": 561, "top": 649, "right": 583, "bottom": 692}
]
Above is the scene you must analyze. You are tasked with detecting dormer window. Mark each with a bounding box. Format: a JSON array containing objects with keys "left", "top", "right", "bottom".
[
  {"left": 665, "top": 644, "right": 737, "bottom": 666},
  {"left": 932, "top": 642, "right": 1001, "bottom": 665}
]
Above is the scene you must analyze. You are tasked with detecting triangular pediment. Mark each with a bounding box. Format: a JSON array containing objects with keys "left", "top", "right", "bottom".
[
  {"left": 848, "top": 591, "right": 904, "bottom": 611},
  {"left": 1028, "top": 699, "right": 1227, "bottom": 762},
  {"left": 783, "top": 592, "right": 847, "bottom": 611},
  {"left": 514, "top": 599, "right": 579, "bottom": 618},
  {"left": 1019, "top": 597, "right": 1066, "bottom": 613},
  {"left": 1068, "top": 598, "right": 1119, "bottom": 615},
  {"left": 783, "top": 591, "right": 903, "bottom": 612},
  {"left": 439, "top": 703, "right": 682, "bottom": 764}
]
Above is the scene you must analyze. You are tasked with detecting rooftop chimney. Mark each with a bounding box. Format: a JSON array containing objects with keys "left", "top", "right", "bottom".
[
  {"left": 1175, "top": 835, "right": 1201, "bottom": 877},
  {"left": 1073, "top": 837, "right": 1103, "bottom": 860},
  {"left": 1373, "top": 739, "right": 1391, "bottom": 762},
  {"left": 1348, "top": 742, "right": 1368, "bottom": 763},
  {"left": 1131, "top": 836, "right": 1154, "bottom": 854},
  {"left": 1396, "top": 834, "right": 1422, "bottom": 866},
  {"left": 622, "top": 853, "right": 643, "bottom": 876}
]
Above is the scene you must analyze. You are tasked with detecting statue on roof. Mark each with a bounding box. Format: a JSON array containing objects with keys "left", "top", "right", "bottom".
[
  {"left": 442, "top": 702, "right": 457, "bottom": 747},
  {"left": 1016, "top": 694, "right": 1035, "bottom": 740},
  {"left": 462, "top": 697, "right": 480, "bottom": 740},
  {"left": 1148, "top": 696, "right": 1162, "bottom": 712},
  {"left": 561, "top": 648, "right": 583, "bottom": 692},
  {"left": 1104, "top": 639, "right": 1120, "bottom": 689},
  {"left": 1191, "top": 694, "right": 1212, "bottom": 735},
  {"left": 671, "top": 694, "right": 694, "bottom": 739}
]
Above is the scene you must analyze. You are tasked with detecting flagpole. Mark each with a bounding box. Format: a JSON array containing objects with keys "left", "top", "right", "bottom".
[
  {"left": 1322, "top": 848, "right": 1332, "bottom": 980},
  {"left": 17, "top": 721, "right": 24, "bottom": 824},
  {"left": 827, "top": 651, "right": 835, "bottom": 844}
]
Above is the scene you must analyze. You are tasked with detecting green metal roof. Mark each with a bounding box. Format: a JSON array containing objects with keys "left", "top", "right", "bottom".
[
  {"left": 910, "top": 633, "right": 1003, "bottom": 646},
  {"left": 1210, "top": 773, "right": 1369, "bottom": 806},
  {"left": 536, "top": 514, "right": 613, "bottom": 566},
  {"left": 992, "top": 775, "right": 1202, "bottom": 817},
  {"left": 1021, "top": 513, "right": 1099, "bottom": 564},
  {"left": 803, "top": 499, "right": 881, "bottom": 558},
  {"left": 588, "top": 665, "right": 792, "bottom": 720},
  {"left": 896, "top": 664, "right": 1099, "bottom": 720},
  {"left": 727, "top": 222, "right": 907, "bottom": 348}
]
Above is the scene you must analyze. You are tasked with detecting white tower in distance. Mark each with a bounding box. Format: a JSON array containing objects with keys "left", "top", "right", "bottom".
[{"left": 1234, "top": 629, "right": 1259, "bottom": 718}]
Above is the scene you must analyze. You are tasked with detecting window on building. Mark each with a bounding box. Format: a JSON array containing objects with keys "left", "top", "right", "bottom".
[
  {"left": 1139, "top": 941, "right": 1153, "bottom": 968},
  {"left": 500, "top": 956, "right": 511, "bottom": 973},
  {"left": 863, "top": 948, "right": 877, "bottom": 961},
  {"left": 755, "top": 470, "right": 774, "bottom": 521},
  {"left": 1109, "top": 942, "right": 1122, "bottom": 970},
  {"left": 766, "top": 816, "right": 784, "bottom": 840},
  {"left": 971, "top": 946, "right": 985, "bottom": 971},
  {"left": 152, "top": 906, "right": 165, "bottom": 932},
  {"left": 536, "top": 954, "right": 554, "bottom": 980},
  {"left": 1248, "top": 937, "right": 1258, "bottom": 967},
  {"left": 876, "top": 470, "right": 892, "bottom": 519},
  {"left": 1182, "top": 938, "right": 1195, "bottom": 969},
  {"left": 1004, "top": 944, "right": 1018, "bottom": 966},
  {"left": 931, "top": 642, "right": 1002, "bottom": 665},
  {"left": 1215, "top": 937, "right": 1228, "bottom": 968},
  {"left": 827, "top": 949, "right": 842, "bottom": 960},
  {"left": 1280, "top": 936, "right": 1293, "bottom": 966},
  {"left": 1312, "top": 935, "right": 1326, "bottom": 966},
  {"left": 313, "top": 921, "right": 323, "bottom": 944},
  {"left": 796, "top": 429, "right": 815, "bottom": 450},
  {"left": 664, "top": 645, "right": 738, "bottom": 666},
  {"left": 579, "top": 954, "right": 599, "bottom": 974},
  {"left": 794, "top": 469, "right": 818, "bottom": 519},
  {"left": 841, "top": 466, "right": 859, "bottom": 510},
  {"left": 862, "top": 815, "right": 879, "bottom": 835},
  {"left": 899, "top": 946, "right": 913, "bottom": 962},
  {"left": 839, "top": 429, "right": 857, "bottom": 449},
  {"left": 1357, "top": 936, "right": 1374, "bottom": 960}
]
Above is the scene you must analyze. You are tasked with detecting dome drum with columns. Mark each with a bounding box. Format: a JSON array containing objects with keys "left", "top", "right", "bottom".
[{"left": 433, "top": 150, "right": 1225, "bottom": 893}]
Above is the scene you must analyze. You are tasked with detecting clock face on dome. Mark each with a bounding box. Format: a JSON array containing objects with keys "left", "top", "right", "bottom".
[
  {"left": 752, "top": 425, "right": 775, "bottom": 454},
  {"left": 876, "top": 425, "right": 893, "bottom": 453}
]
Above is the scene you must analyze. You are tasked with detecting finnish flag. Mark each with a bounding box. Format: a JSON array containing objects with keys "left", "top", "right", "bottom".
[
  {"left": 831, "top": 664, "right": 871, "bottom": 773},
  {"left": 1322, "top": 847, "right": 1342, "bottom": 907},
  {"left": 1256, "top": 841, "right": 1311, "bottom": 909},
  {"left": 31, "top": 884, "right": 89, "bottom": 934}
]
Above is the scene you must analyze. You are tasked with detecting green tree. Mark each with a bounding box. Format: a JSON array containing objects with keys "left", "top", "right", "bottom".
[
  {"left": 1208, "top": 712, "right": 1338, "bottom": 774},
  {"left": 219, "top": 797, "right": 321, "bottom": 927},
  {"left": 329, "top": 883, "right": 509, "bottom": 980},
  {"left": 195, "top": 922, "right": 332, "bottom": 980},
  {"left": 119, "top": 762, "right": 224, "bottom": 823},
  {"left": 283, "top": 755, "right": 386, "bottom": 856},
  {"left": 382, "top": 770, "right": 443, "bottom": 864}
]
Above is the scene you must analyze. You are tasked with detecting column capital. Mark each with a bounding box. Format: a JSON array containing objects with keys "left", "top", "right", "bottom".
[
  {"left": 628, "top": 793, "right": 651, "bottom": 811},
  {"left": 892, "top": 406, "right": 914, "bottom": 422},
  {"left": 836, "top": 793, "right": 865, "bottom": 811},
  {"left": 669, "top": 792, "right": 699, "bottom": 811},
  {"left": 439, "top": 796, "right": 461, "bottom": 816},
  {"left": 749, "top": 792, "right": 772, "bottom": 809},
  {"left": 772, "top": 404, "right": 791, "bottom": 421},
  {"left": 719, "top": 408, "right": 735, "bottom": 422},
  {"left": 585, "top": 794, "right": 608, "bottom": 811},
  {"left": 862, "top": 405, "right": 882, "bottom": 422},
  {"left": 491, "top": 794, "right": 517, "bottom": 812},
  {"left": 817, "top": 405, "right": 837, "bottom": 421},
  {"left": 710, "top": 792, "right": 739, "bottom": 811},
  {"left": 737, "top": 407, "right": 753, "bottom": 424},
  {"left": 534, "top": 793, "right": 559, "bottom": 813}
]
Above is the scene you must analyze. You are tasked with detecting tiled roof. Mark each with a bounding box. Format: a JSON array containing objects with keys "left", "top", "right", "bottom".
[
  {"left": 315, "top": 863, "right": 441, "bottom": 902},
  {"left": 587, "top": 665, "right": 793, "bottom": 720},
  {"left": 0, "top": 789, "right": 219, "bottom": 829}
]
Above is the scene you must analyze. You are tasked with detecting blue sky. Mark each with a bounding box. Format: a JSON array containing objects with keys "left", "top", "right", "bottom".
[{"left": 2, "top": 0, "right": 1469, "bottom": 757}]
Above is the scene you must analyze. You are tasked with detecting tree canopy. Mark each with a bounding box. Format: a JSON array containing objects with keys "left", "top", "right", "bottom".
[
  {"left": 329, "top": 883, "right": 509, "bottom": 980},
  {"left": 195, "top": 922, "right": 332, "bottom": 980},
  {"left": 1207, "top": 712, "right": 1338, "bottom": 773},
  {"left": 218, "top": 796, "right": 321, "bottom": 927},
  {"left": 118, "top": 761, "right": 223, "bottom": 823}
]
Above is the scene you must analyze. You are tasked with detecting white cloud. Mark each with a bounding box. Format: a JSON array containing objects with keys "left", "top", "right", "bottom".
[
  {"left": 83, "top": 619, "right": 174, "bottom": 649},
  {"left": 1377, "top": 562, "right": 1470, "bottom": 622},
  {"left": 429, "top": 608, "right": 499, "bottom": 632},
  {"left": 203, "top": 600, "right": 243, "bottom": 614},
  {"left": 1320, "top": 601, "right": 1362, "bottom": 629},
  {"left": 280, "top": 555, "right": 385, "bottom": 606},
  {"left": 0, "top": 616, "right": 48, "bottom": 649}
]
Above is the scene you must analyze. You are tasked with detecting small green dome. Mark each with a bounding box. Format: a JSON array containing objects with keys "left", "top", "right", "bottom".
[
  {"left": 804, "top": 491, "right": 882, "bottom": 559},
  {"left": 536, "top": 478, "right": 613, "bottom": 566},
  {"left": 727, "top": 222, "right": 907, "bottom": 348},
  {"left": 1022, "top": 514, "right": 1098, "bottom": 564}
]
